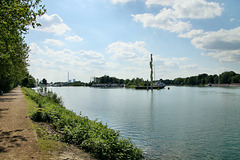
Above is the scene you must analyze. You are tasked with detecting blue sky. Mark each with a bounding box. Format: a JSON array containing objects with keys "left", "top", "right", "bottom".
[{"left": 25, "top": 0, "right": 240, "bottom": 83}]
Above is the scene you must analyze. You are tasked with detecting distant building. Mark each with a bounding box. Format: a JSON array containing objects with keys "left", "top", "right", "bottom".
[{"left": 73, "top": 79, "right": 75, "bottom": 82}]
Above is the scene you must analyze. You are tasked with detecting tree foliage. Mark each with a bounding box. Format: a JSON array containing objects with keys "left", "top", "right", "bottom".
[
  {"left": 219, "top": 71, "right": 236, "bottom": 84},
  {"left": 0, "top": 0, "right": 46, "bottom": 92},
  {"left": 163, "top": 71, "right": 240, "bottom": 86},
  {"left": 21, "top": 74, "right": 36, "bottom": 88},
  {"left": 91, "top": 75, "right": 146, "bottom": 87}
]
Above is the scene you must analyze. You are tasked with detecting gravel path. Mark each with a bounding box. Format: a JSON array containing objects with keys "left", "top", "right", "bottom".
[{"left": 0, "top": 86, "right": 41, "bottom": 160}]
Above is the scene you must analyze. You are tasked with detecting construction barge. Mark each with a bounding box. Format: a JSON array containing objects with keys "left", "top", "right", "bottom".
[{"left": 135, "top": 86, "right": 165, "bottom": 90}]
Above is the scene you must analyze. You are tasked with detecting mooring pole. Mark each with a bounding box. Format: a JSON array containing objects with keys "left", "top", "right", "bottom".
[
  {"left": 147, "top": 79, "right": 149, "bottom": 90},
  {"left": 150, "top": 54, "right": 153, "bottom": 90}
]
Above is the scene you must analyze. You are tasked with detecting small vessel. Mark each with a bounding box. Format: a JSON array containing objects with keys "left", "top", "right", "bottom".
[
  {"left": 135, "top": 82, "right": 165, "bottom": 89},
  {"left": 154, "top": 81, "right": 165, "bottom": 88},
  {"left": 135, "top": 81, "right": 165, "bottom": 90}
]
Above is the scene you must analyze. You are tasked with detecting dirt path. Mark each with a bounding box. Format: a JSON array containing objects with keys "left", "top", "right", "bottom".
[
  {"left": 0, "top": 86, "right": 40, "bottom": 160},
  {"left": 0, "top": 87, "right": 96, "bottom": 160}
]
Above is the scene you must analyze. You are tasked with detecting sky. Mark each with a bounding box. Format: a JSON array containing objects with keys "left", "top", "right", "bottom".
[{"left": 25, "top": 0, "right": 240, "bottom": 83}]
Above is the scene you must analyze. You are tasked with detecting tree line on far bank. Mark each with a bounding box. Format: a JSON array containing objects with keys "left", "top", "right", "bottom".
[
  {"left": 89, "top": 75, "right": 146, "bottom": 87},
  {"left": 162, "top": 71, "right": 240, "bottom": 86},
  {"left": 89, "top": 71, "right": 240, "bottom": 87},
  {"left": 23, "top": 71, "right": 240, "bottom": 88},
  {"left": 0, "top": 0, "right": 46, "bottom": 92}
]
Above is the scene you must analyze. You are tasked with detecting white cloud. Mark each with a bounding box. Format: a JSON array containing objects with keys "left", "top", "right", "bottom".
[
  {"left": 29, "top": 43, "right": 128, "bottom": 82},
  {"left": 65, "top": 35, "right": 83, "bottom": 42},
  {"left": 111, "top": 0, "right": 135, "bottom": 4},
  {"left": 207, "top": 50, "right": 240, "bottom": 63},
  {"left": 43, "top": 39, "right": 65, "bottom": 46},
  {"left": 191, "top": 27, "right": 240, "bottom": 51},
  {"left": 106, "top": 41, "right": 195, "bottom": 80},
  {"left": 34, "top": 14, "right": 71, "bottom": 35},
  {"left": 78, "top": 50, "right": 105, "bottom": 65},
  {"left": 178, "top": 29, "right": 204, "bottom": 38},
  {"left": 132, "top": 11, "right": 191, "bottom": 33},
  {"left": 180, "top": 64, "right": 198, "bottom": 70},
  {"left": 133, "top": 0, "right": 223, "bottom": 33},
  {"left": 29, "top": 43, "right": 106, "bottom": 77},
  {"left": 80, "top": 50, "right": 104, "bottom": 59},
  {"left": 180, "top": 27, "right": 240, "bottom": 63},
  {"left": 146, "top": 0, "right": 175, "bottom": 7},
  {"left": 29, "top": 43, "right": 44, "bottom": 55},
  {"left": 154, "top": 55, "right": 190, "bottom": 68},
  {"left": 172, "top": 0, "right": 223, "bottom": 19},
  {"left": 107, "top": 41, "right": 195, "bottom": 71},
  {"left": 28, "top": 42, "right": 202, "bottom": 82},
  {"left": 107, "top": 41, "right": 150, "bottom": 63}
]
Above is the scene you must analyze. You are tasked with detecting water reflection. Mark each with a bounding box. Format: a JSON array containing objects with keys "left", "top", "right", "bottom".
[{"left": 49, "top": 86, "right": 240, "bottom": 160}]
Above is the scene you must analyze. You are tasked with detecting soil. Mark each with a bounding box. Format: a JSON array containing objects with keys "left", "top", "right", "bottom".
[{"left": 0, "top": 87, "right": 96, "bottom": 160}]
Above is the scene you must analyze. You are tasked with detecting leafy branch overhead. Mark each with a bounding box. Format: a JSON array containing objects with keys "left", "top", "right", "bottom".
[{"left": 0, "top": 0, "right": 46, "bottom": 92}]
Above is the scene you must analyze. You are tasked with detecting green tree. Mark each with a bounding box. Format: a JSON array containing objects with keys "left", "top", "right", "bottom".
[
  {"left": 162, "top": 79, "right": 172, "bottom": 85},
  {"left": 219, "top": 71, "right": 236, "bottom": 84},
  {"left": 184, "top": 77, "right": 189, "bottom": 85},
  {"left": 124, "top": 79, "right": 130, "bottom": 85},
  {"left": 213, "top": 75, "right": 219, "bottom": 84},
  {"left": 42, "top": 78, "right": 47, "bottom": 85},
  {"left": 197, "top": 73, "right": 208, "bottom": 85},
  {"left": 231, "top": 74, "right": 240, "bottom": 83},
  {"left": 21, "top": 74, "right": 36, "bottom": 88},
  {"left": 187, "top": 76, "right": 197, "bottom": 85},
  {"left": 0, "top": 0, "right": 46, "bottom": 92},
  {"left": 173, "top": 78, "right": 184, "bottom": 85},
  {"left": 119, "top": 78, "right": 124, "bottom": 84},
  {"left": 205, "top": 75, "right": 213, "bottom": 84}
]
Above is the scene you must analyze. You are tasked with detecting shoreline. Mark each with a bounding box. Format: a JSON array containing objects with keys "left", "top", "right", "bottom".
[{"left": 22, "top": 87, "right": 144, "bottom": 160}]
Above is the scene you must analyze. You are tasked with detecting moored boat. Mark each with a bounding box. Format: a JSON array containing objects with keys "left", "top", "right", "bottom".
[{"left": 135, "top": 81, "right": 165, "bottom": 90}]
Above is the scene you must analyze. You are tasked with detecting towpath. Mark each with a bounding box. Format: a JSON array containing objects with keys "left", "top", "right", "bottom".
[
  {"left": 0, "top": 87, "right": 95, "bottom": 160},
  {"left": 0, "top": 86, "right": 40, "bottom": 159}
]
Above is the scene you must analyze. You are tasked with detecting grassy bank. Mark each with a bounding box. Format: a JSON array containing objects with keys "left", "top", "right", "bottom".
[
  {"left": 23, "top": 87, "right": 95, "bottom": 159},
  {"left": 22, "top": 87, "right": 143, "bottom": 160}
]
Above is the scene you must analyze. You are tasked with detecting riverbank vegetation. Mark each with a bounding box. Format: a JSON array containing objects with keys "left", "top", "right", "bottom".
[
  {"left": 163, "top": 71, "right": 240, "bottom": 86},
  {"left": 88, "top": 75, "right": 146, "bottom": 88},
  {"left": 0, "top": 0, "right": 46, "bottom": 92},
  {"left": 23, "top": 87, "right": 96, "bottom": 159},
  {"left": 22, "top": 87, "right": 144, "bottom": 160},
  {"left": 87, "top": 71, "right": 240, "bottom": 88}
]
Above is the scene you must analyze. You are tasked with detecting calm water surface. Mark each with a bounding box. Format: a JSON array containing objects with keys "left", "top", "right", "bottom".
[{"left": 49, "top": 86, "right": 240, "bottom": 160}]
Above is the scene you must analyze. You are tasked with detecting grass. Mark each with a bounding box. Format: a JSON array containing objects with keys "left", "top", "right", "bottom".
[
  {"left": 23, "top": 88, "right": 92, "bottom": 160},
  {"left": 22, "top": 87, "right": 144, "bottom": 160},
  {"left": 23, "top": 88, "right": 61, "bottom": 159}
]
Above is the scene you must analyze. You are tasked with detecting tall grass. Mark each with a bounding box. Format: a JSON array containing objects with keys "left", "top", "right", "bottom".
[{"left": 22, "top": 87, "right": 144, "bottom": 160}]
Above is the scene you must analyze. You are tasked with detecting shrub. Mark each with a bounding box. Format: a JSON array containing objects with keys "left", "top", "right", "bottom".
[{"left": 22, "top": 87, "right": 144, "bottom": 160}]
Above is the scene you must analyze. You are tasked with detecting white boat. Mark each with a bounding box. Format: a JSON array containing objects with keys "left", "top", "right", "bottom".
[{"left": 154, "top": 81, "right": 166, "bottom": 88}]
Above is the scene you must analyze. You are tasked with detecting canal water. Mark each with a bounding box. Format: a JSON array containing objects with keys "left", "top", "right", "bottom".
[{"left": 49, "top": 86, "right": 240, "bottom": 160}]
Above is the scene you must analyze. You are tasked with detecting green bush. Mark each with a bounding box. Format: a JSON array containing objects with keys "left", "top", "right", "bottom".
[{"left": 22, "top": 87, "right": 144, "bottom": 160}]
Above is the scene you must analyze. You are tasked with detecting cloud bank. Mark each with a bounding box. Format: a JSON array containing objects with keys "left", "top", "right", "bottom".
[
  {"left": 181, "top": 27, "right": 240, "bottom": 63},
  {"left": 132, "top": 0, "right": 223, "bottom": 33},
  {"left": 43, "top": 39, "right": 65, "bottom": 46},
  {"left": 29, "top": 40, "right": 200, "bottom": 82},
  {"left": 65, "top": 35, "right": 83, "bottom": 42},
  {"left": 111, "top": 0, "right": 135, "bottom": 4},
  {"left": 34, "top": 14, "right": 71, "bottom": 35}
]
